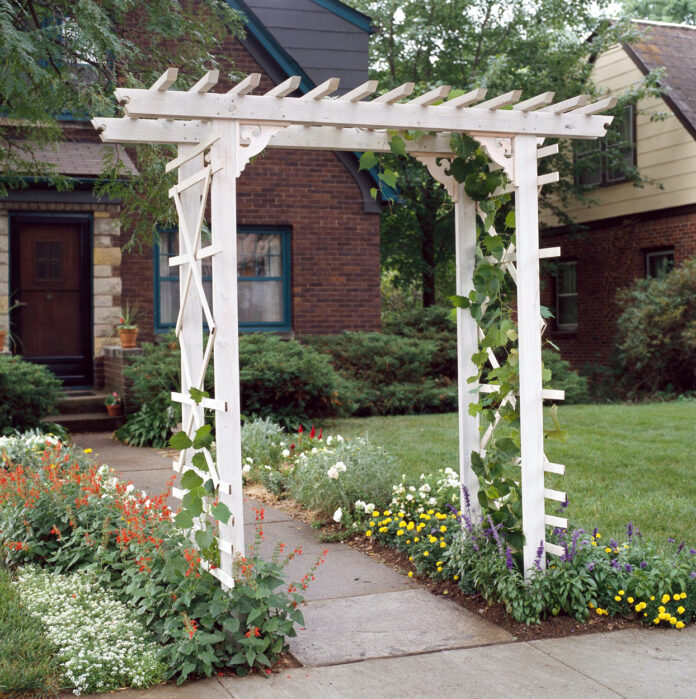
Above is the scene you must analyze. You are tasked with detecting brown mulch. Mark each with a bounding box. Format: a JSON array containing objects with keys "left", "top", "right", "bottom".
[{"left": 243, "top": 484, "right": 643, "bottom": 642}]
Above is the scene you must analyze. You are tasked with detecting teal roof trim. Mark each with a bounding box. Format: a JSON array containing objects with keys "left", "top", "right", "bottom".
[
  {"left": 225, "top": 0, "right": 315, "bottom": 93},
  {"left": 310, "top": 0, "right": 374, "bottom": 34}
]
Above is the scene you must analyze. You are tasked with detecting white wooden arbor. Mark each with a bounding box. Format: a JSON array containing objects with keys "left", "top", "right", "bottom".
[{"left": 93, "top": 68, "right": 615, "bottom": 583}]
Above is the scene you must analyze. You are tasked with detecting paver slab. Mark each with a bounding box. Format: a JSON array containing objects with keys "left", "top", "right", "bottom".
[
  {"left": 531, "top": 626, "right": 696, "bottom": 698},
  {"left": 288, "top": 588, "right": 513, "bottom": 665},
  {"left": 221, "top": 641, "right": 617, "bottom": 698}
]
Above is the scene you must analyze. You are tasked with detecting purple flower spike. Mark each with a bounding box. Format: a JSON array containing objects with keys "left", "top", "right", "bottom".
[
  {"left": 627, "top": 522, "right": 633, "bottom": 541},
  {"left": 505, "top": 546, "right": 515, "bottom": 571},
  {"left": 640, "top": 561, "right": 647, "bottom": 569},
  {"left": 610, "top": 558, "right": 620, "bottom": 569},
  {"left": 587, "top": 561, "right": 596, "bottom": 572},
  {"left": 690, "top": 571, "right": 696, "bottom": 579},
  {"left": 678, "top": 542, "right": 685, "bottom": 553},
  {"left": 624, "top": 564, "right": 633, "bottom": 573},
  {"left": 668, "top": 537, "right": 676, "bottom": 544},
  {"left": 689, "top": 549, "right": 696, "bottom": 556},
  {"left": 534, "top": 540, "right": 545, "bottom": 571},
  {"left": 461, "top": 484, "right": 471, "bottom": 513}
]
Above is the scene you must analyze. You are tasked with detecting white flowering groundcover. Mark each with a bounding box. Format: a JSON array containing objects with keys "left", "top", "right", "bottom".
[{"left": 14, "top": 567, "right": 165, "bottom": 695}]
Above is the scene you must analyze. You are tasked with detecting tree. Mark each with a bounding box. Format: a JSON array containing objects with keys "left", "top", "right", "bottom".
[
  {"left": 621, "top": 0, "right": 696, "bottom": 23},
  {"left": 0, "top": 1, "right": 244, "bottom": 244},
  {"left": 348, "top": 1, "right": 657, "bottom": 306}
]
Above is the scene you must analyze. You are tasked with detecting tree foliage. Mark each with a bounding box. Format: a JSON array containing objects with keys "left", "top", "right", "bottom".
[
  {"left": 621, "top": 0, "right": 696, "bottom": 23},
  {"left": 348, "top": 0, "right": 661, "bottom": 305},
  {"left": 0, "top": 0, "right": 244, "bottom": 245}
]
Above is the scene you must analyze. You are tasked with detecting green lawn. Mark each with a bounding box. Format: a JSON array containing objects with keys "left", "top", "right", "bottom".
[{"left": 325, "top": 401, "right": 696, "bottom": 546}]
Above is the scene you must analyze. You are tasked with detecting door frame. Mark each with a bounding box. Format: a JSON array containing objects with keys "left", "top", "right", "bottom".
[{"left": 9, "top": 212, "right": 94, "bottom": 386}]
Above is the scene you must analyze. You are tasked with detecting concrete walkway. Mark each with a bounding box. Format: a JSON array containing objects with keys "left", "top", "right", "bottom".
[{"left": 73, "top": 433, "right": 696, "bottom": 698}]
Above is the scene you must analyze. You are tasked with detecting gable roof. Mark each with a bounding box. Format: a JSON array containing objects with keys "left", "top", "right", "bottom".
[
  {"left": 230, "top": 0, "right": 371, "bottom": 95},
  {"left": 623, "top": 20, "right": 696, "bottom": 140}
]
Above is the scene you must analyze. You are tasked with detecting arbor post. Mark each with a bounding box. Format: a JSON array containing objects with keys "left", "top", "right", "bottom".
[
  {"left": 514, "top": 135, "right": 546, "bottom": 576},
  {"left": 454, "top": 185, "right": 481, "bottom": 517}
]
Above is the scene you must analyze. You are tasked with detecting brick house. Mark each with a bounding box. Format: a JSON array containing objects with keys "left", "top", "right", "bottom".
[
  {"left": 541, "top": 20, "right": 696, "bottom": 375},
  {"left": 1, "top": 0, "right": 381, "bottom": 389}
]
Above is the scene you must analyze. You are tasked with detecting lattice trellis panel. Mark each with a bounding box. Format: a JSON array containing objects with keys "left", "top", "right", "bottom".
[{"left": 166, "top": 137, "right": 237, "bottom": 590}]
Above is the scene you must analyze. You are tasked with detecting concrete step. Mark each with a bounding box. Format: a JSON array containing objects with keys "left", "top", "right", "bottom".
[
  {"left": 56, "top": 392, "right": 113, "bottom": 415},
  {"left": 43, "top": 412, "right": 124, "bottom": 433}
]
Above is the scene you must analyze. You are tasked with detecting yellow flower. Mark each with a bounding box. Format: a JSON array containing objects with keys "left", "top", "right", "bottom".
[
  {"left": 627, "top": 597, "right": 634, "bottom": 604},
  {"left": 397, "top": 530, "right": 404, "bottom": 536},
  {"left": 384, "top": 510, "right": 391, "bottom": 516},
  {"left": 427, "top": 509, "right": 434, "bottom": 515},
  {"left": 414, "top": 537, "right": 420, "bottom": 543},
  {"left": 437, "top": 566, "right": 443, "bottom": 572},
  {"left": 653, "top": 618, "right": 660, "bottom": 624},
  {"left": 662, "top": 594, "right": 671, "bottom": 604},
  {"left": 406, "top": 539, "right": 411, "bottom": 544},
  {"left": 669, "top": 617, "right": 677, "bottom": 625},
  {"left": 588, "top": 602, "right": 595, "bottom": 609},
  {"left": 651, "top": 596, "right": 655, "bottom": 601},
  {"left": 618, "top": 590, "right": 625, "bottom": 596},
  {"left": 614, "top": 596, "right": 621, "bottom": 602},
  {"left": 407, "top": 522, "right": 415, "bottom": 530},
  {"left": 440, "top": 541, "right": 446, "bottom": 548},
  {"left": 429, "top": 536, "right": 437, "bottom": 544},
  {"left": 591, "top": 541, "right": 597, "bottom": 546},
  {"left": 658, "top": 606, "right": 666, "bottom": 614},
  {"left": 676, "top": 621, "right": 685, "bottom": 629},
  {"left": 453, "top": 575, "right": 459, "bottom": 581},
  {"left": 408, "top": 571, "right": 414, "bottom": 578},
  {"left": 373, "top": 511, "right": 380, "bottom": 517},
  {"left": 409, "top": 556, "right": 413, "bottom": 562},
  {"left": 604, "top": 547, "right": 612, "bottom": 553},
  {"left": 443, "top": 590, "right": 448, "bottom": 595},
  {"left": 365, "top": 530, "right": 372, "bottom": 537},
  {"left": 595, "top": 533, "right": 601, "bottom": 539},
  {"left": 84, "top": 448, "right": 93, "bottom": 454},
  {"left": 423, "top": 550, "right": 429, "bottom": 557},
  {"left": 440, "top": 525, "right": 447, "bottom": 533},
  {"left": 399, "top": 521, "right": 407, "bottom": 528},
  {"left": 678, "top": 606, "right": 685, "bottom": 615},
  {"left": 596, "top": 608, "right": 604, "bottom": 615}
]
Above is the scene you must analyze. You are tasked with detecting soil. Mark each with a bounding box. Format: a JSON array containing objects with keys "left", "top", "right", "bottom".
[{"left": 243, "top": 484, "right": 642, "bottom": 642}]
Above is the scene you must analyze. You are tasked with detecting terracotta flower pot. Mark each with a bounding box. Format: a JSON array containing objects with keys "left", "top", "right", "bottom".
[
  {"left": 0, "top": 330, "right": 6, "bottom": 350},
  {"left": 119, "top": 327, "right": 138, "bottom": 348},
  {"left": 106, "top": 403, "right": 122, "bottom": 417}
]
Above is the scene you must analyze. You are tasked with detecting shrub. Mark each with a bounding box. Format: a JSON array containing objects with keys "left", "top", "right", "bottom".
[
  {"left": 304, "top": 332, "right": 457, "bottom": 416},
  {"left": 0, "top": 356, "right": 62, "bottom": 433},
  {"left": 241, "top": 417, "right": 285, "bottom": 473},
  {"left": 542, "top": 348, "right": 591, "bottom": 404},
  {"left": 290, "top": 437, "right": 400, "bottom": 516},
  {"left": 115, "top": 402, "right": 178, "bottom": 448},
  {"left": 615, "top": 258, "right": 696, "bottom": 394},
  {"left": 239, "top": 334, "right": 346, "bottom": 427}
]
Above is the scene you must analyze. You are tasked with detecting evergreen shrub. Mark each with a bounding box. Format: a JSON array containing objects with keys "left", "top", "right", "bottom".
[{"left": 0, "top": 356, "right": 62, "bottom": 433}]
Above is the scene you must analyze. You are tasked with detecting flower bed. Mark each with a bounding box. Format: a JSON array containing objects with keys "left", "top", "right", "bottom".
[
  {"left": 0, "top": 432, "right": 315, "bottom": 693},
  {"left": 242, "top": 418, "right": 696, "bottom": 631}
]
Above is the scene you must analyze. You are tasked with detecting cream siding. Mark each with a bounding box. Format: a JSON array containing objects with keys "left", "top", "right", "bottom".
[{"left": 545, "top": 44, "right": 696, "bottom": 226}]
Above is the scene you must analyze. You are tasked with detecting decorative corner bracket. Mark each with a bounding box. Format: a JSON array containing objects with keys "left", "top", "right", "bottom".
[
  {"left": 474, "top": 136, "right": 514, "bottom": 181},
  {"left": 237, "top": 124, "right": 287, "bottom": 177},
  {"left": 416, "top": 155, "right": 458, "bottom": 202}
]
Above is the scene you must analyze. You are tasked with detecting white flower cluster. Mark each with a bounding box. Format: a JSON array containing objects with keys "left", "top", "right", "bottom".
[
  {"left": 14, "top": 567, "right": 164, "bottom": 695},
  {"left": 326, "top": 460, "right": 347, "bottom": 480},
  {"left": 354, "top": 500, "right": 375, "bottom": 514},
  {"left": 0, "top": 429, "right": 60, "bottom": 467},
  {"left": 389, "top": 468, "right": 461, "bottom": 514}
]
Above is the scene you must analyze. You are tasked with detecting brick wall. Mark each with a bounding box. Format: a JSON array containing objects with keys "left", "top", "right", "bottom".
[
  {"left": 122, "top": 36, "right": 381, "bottom": 342},
  {"left": 540, "top": 206, "right": 696, "bottom": 372}
]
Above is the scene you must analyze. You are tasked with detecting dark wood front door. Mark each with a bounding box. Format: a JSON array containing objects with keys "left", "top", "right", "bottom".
[{"left": 10, "top": 215, "right": 92, "bottom": 385}]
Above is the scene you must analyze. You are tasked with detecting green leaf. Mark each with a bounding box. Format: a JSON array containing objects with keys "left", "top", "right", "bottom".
[
  {"left": 189, "top": 386, "right": 209, "bottom": 404},
  {"left": 181, "top": 469, "right": 204, "bottom": 490},
  {"left": 379, "top": 168, "right": 397, "bottom": 189},
  {"left": 169, "top": 431, "right": 193, "bottom": 450},
  {"left": 192, "top": 424, "right": 214, "bottom": 450},
  {"left": 389, "top": 135, "right": 407, "bottom": 156},
  {"left": 192, "top": 452, "right": 209, "bottom": 472},
  {"left": 175, "top": 510, "right": 194, "bottom": 529},
  {"left": 358, "top": 151, "right": 378, "bottom": 171},
  {"left": 195, "top": 527, "right": 214, "bottom": 550},
  {"left": 212, "top": 502, "right": 233, "bottom": 524},
  {"left": 505, "top": 210, "right": 516, "bottom": 229}
]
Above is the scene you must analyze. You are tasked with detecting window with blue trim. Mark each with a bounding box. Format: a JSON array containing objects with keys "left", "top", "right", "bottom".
[{"left": 154, "top": 227, "right": 291, "bottom": 332}]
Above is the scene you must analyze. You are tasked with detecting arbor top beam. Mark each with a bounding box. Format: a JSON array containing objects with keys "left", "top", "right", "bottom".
[{"left": 112, "top": 72, "right": 614, "bottom": 140}]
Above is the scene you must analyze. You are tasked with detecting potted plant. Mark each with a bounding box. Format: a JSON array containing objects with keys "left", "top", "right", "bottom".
[
  {"left": 104, "top": 391, "right": 123, "bottom": 417},
  {"left": 117, "top": 303, "right": 140, "bottom": 348}
]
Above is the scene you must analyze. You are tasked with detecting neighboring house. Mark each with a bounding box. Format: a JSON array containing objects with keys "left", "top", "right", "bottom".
[
  {"left": 541, "top": 20, "right": 696, "bottom": 374},
  {"left": 1, "top": 0, "right": 381, "bottom": 387}
]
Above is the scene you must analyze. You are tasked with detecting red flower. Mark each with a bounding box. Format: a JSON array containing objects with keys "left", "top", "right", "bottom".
[
  {"left": 298, "top": 425, "right": 303, "bottom": 434},
  {"left": 318, "top": 427, "right": 323, "bottom": 440},
  {"left": 309, "top": 425, "right": 316, "bottom": 439}
]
